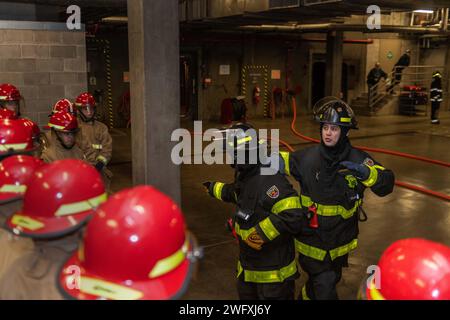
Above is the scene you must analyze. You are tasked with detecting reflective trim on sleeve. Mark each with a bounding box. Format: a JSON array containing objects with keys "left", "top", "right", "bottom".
[
  {"left": 237, "top": 259, "right": 298, "bottom": 283},
  {"left": 271, "top": 196, "right": 301, "bottom": 214},
  {"left": 234, "top": 222, "right": 256, "bottom": 241},
  {"left": 361, "top": 164, "right": 385, "bottom": 187},
  {"left": 280, "top": 151, "right": 290, "bottom": 176},
  {"left": 258, "top": 217, "right": 280, "bottom": 241},
  {"left": 96, "top": 155, "right": 108, "bottom": 164},
  {"left": 92, "top": 144, "right": 103, "bottom": 150},
  {"left": 213, "top": 182, "right": 224, "bottom": 200}
]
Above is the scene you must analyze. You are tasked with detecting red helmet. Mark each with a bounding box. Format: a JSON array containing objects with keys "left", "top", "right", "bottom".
[
  {"left": 52, "top": 99, "right": 75, "bottom": 115},
  {"left": 0, "top": 118, "right": 35, "bottom": 156},
  {"left": 0, "top": 155, "right": 44, "bottom": 204},
  {"left": 0, "top": 108, "right": 18, "bottom": 120},
  {"left": 366, "top": 238, "right": 450, "bottom": 300},
  {"left": 48, "top": 111, "right": 78, "bottom": 132},
  {"left": 58, "top": 185, "right": 199, "bottom": 300},
  {"left": 74, "top": 92, "right": 96, "bottom": 109},
  {"left": 0, "top": 84, "right": 21, "bottom": 102},
  {"left": 20, "top": 118, "right": 40, "bottom": 140},
  {"left": 6, "top": 159, "right": 106, "bottom": 238}
]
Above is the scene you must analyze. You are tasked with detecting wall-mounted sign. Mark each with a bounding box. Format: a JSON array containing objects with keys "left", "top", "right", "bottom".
[
  {"left": 271, "top": 69, "right": 281, "bottom": 79},
  {"left": 387, "top": 51, "right": 394, "bottom": 60},
  {"left": 89, "top": 76, "right": 97, "bottom": 86},
  {"left": 219, "top": 65, "right": 230, "bottom": 75}
]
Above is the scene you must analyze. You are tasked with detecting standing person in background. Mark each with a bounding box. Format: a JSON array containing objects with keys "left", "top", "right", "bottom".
[{"left": 430, "top": 70, "right": 443, "bottom": 124}]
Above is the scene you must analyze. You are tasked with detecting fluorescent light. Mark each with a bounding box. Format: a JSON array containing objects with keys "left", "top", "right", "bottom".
[{"left": 414, "top": 10, "right": 433, "bottom": 14}]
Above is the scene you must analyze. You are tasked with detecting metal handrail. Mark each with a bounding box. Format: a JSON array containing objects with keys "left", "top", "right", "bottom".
[{"left": 368, "top": 65, "right": 446, "bottom": 112}]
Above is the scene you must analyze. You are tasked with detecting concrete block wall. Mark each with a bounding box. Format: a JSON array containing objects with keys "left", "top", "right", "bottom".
[{"left": 0, "top": 28, "right": 87, "bottom": 126}]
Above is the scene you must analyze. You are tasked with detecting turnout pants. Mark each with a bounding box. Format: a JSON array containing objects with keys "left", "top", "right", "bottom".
[
  {"left": 298, "top": 254, "right": 348, "bottom": 300},
  {"left": 237, "top": 277, "right": 295, "bottom": 300},
  {"left": 431, "top": 101, "right": 441, "bottom": 121}
]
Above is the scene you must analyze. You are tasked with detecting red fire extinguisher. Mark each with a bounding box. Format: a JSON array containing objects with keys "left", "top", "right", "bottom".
[{"left": 252, "top": 85, "right": 261, "bottom": 105}]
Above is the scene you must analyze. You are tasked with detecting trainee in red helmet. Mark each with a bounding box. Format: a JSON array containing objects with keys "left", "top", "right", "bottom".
[
  {"left": 0, "top": 159, "right": 106, "bottom": 300},
  {"left": 52, "top": 99, "right": 75, "bottom": 115},
  {"left": 0, "top": 155, "right": 44, "bottom": 205},
  {"left": 58, "top": 185, "right": 201, "bottom": 300},
  {"left": 41, "top": 111, "right": 92, "bottom": 163},
  {"left": 0, "top": 155, "right": 44, "bottom": 279},
  {"left": 0, "top": 83, "right": 22, "bottom": 118},
  {"left": 360, "top": 238, "right": 450, "bottom": 300},
  {"left": 0, "top": 118, "right": 36, "bottom": 161},
  {"left": 74, "top": 92, "right": 113, "bottom": 184}
]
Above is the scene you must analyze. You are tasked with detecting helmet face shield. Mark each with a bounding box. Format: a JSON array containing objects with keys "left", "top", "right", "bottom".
[{"left": 313, "top": 96, "right": 358, "bottom": 129}]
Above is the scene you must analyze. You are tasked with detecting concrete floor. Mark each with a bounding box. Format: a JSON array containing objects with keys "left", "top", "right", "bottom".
[{"left": 108, "top": 111, "right": 450, "bottom": 300}]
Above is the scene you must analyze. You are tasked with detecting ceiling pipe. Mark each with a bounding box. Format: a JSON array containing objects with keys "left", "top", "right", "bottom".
[{"left": 239, "top": 23, "right": 447, "bottom": 34}]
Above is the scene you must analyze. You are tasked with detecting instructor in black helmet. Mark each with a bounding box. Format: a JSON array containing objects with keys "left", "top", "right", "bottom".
[{"left": 278, "top": 97, "right": 395, "bottom": 300}]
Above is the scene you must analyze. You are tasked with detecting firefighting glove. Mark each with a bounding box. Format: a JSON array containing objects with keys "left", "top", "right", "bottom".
[
  {"left": 94, "top": 161, "right": 105, "bottom": 172},
  {"left": 244, "top": 230, "right": 264, "bottom": 251},
  {"left": 340, "top": 161, "right": 370, "bottom": 181}
]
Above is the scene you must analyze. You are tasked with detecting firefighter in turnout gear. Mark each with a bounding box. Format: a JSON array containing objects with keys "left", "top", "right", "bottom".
[
  {"left": 41, "top": 111, "right": 92, "bottom": 163},
  {"left": 0, "top": 156, "right": 44, "bottom": 279},
  {"left": 0, "top": 159, "right": 106, "bottom": 299},
  {"left": 430, "top": 71, "right": 443, "bottom": 124},
  {"left": 74, "top": 92, "right": 113, "bottom": 188},
  {"left": 278, "top": 97, "right": 395, "bottom": 300},
  {"left": 204, "top": 123, "right": 304, "bottom": 300}
]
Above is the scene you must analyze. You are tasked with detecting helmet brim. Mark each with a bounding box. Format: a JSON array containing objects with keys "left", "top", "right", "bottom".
[
  {"left": 5, "top": 209, "right": 93, "bottom": 239},
  {"left": 0, "top": 193, "right": 22, "bottom": 205},
  {"left": 57, "top": 235, "right": 197, "bottom": 300}
]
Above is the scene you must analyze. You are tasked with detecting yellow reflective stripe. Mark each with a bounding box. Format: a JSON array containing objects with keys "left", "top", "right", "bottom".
[
  {"left": 0, "top": 143, "right": 28, "bottom": 152},
  {"left": 79, "top": 276, "right": 143, "bottom": 300},
  {"left": 237, "top": 260, "right": 298, "bottom": 283},
  {"left": 213, "top": 182, "right": 224, "bottom": 200},
  {"left": 280, "top": 152, "right": 290, "bottom": 176},
  {"left": 258, "top": 217, "right": 280, "bottom": 241},
  {"left": 295, "top": 240, "right": 327, "bottom": 261},
  {"left": 92, "top": 144, "right": 103, "bottom": 150},
  {"left": 234, "top": 222, "right": 256, "bottom": 241},
  {"left": 340, "top": 117, "right": 351, "bottom": 123},
  {"left": 48, "top": 123, "right": 65, "bottom": 130},
  {"left": 300, "top": 195, "right": 362, "bottom": 219},
  {"left": 0, "top": 96, "right": 7, "bottom": 100},
  {"left": 55, "top": 193, "right": 107, "bottom": 217},
  {"left": 271, "top": 196, "right": 301, "bottom": 214},
  {"left": 237, "top": 136, "right": 252, "bottom": 145},
  {"left": 361, "top": 165, "right": 378, "bottom": 187},
  {"left": 329, "top": 239, "right": 358, "bottom": 261},
  {"left": 0, "top": 184, "right": 27, "bottom": 194},
  {"left": 149, "top": 238, "right": 188, "bottom": 279},
  {"left": 368, "top": 278, "right": 385, "bottom": 300},
  {"left": 302, "top": 286, "right": 311, "bottom": 300},
  {"left": 96, "top": 155, "right": 108, "bottom": 164},
  {"left": 11, "top": 214, "right": 44, "bottom": 231}
]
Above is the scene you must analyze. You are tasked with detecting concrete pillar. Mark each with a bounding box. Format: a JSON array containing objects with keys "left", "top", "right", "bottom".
[
  {"left": 325, "top": 31, "right": 343, "bottom": 97},
  {"left": 127, "top": 0, "right": 181, "bottom": 203}
]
